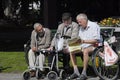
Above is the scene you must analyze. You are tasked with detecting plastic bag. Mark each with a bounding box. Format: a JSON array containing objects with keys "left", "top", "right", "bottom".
[
  {"left": 104, "top": 41, "right": 118, "bottom": 66},
  {"left": 57, "top": 37, "right": 64, "bottom": 51}
]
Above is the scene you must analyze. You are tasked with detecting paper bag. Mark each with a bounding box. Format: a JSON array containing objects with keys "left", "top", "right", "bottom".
[{"left": 104, "top": 41, "right": 118, "bottom": 66}]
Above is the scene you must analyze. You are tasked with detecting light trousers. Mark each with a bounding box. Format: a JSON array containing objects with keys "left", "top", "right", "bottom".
[{"left": 28, "top": 49, "right": 45, "bottom": 71}]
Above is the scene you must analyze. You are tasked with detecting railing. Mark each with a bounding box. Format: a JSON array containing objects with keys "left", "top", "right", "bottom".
[{"left": 100, "top": 27, "right": 120, "bottom": 32}]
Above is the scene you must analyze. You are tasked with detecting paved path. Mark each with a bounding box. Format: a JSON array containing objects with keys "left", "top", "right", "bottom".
[
  {"left": 0, "top": 73, "right": 120, "bottom": 80},
  {"left": 0, "top": 73, "right": 99, "bottom": 80}
]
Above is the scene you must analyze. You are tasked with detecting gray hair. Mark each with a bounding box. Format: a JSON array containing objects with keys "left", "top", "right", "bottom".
[
  {"left": 33, "top": 23, "right": 42, "bottom": 29},
  {"left": 76, "top": 13, "right": 88, "bottom": 21}
]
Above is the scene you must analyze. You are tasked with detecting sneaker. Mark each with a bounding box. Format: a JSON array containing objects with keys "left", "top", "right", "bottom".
[{"left": 68, "top": 73, "right": 79, "bottom": 79}]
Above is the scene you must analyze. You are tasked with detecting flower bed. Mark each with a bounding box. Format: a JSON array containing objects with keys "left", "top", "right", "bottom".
[{"left": 99, "top": 17, "right": 120, "bottom": 27}]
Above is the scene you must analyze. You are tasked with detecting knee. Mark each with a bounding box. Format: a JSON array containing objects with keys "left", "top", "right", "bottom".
[
  {"left": 39, "top": 54, "right": 45, "bottom": 57},
  {"left": 83, "top": 50, "right": 89, "bottom": 56},
  {"left": 28, "top": 49, "right": 34, "bottom": 56}
]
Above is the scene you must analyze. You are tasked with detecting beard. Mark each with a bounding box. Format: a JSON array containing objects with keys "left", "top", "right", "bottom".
[{"left": 37, "top": 31, "right": 45, "bottom": 38}]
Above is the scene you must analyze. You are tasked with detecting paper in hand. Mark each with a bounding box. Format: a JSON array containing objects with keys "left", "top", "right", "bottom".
[{"left": 68, "top": 37, "right": 82, "bottom": 53}]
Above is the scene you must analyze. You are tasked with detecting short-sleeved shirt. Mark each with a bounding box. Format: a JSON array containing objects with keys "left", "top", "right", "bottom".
[{"left": 79, "top": 20, "right": 101, "bottom": 48}]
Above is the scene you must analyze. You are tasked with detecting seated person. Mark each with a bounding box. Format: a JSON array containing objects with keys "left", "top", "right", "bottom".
[
  {"left": 69, "top": 13, "right": 101, "bottom": 80},
  {"left": 48, "top": 12, "right": 79, "bottom": 71},
  {"left": 28, "top": 23, "right": 51, "bottom": 71}
]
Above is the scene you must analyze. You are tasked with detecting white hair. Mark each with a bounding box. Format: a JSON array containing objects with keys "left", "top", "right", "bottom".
[
  {"left": 76, "top": 13, "right": 88, "bottom": 21},
  {"left": 33, "top": 23, "right": 42, "bottom": 29}
]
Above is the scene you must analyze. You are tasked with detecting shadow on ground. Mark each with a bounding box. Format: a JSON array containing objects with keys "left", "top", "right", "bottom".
[{"left": 0, "top": 66, "right": 12, "bottom": 72}]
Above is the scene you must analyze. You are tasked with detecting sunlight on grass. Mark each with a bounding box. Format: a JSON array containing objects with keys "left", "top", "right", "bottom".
[
  {"left": 0, "top": 52, "right": 85, "bottom": 73},
  {"left": 0, "top": 52, "right": 27, "bottom": 73}
]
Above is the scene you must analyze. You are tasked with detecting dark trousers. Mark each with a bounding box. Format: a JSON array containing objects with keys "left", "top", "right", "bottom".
[
  {"left": 48, "top": 52, "right": 56, "bottom": 71},
  {"left": 48, "top": 51, "right": 70, "bottom": 71},
  {"left": 63, "top": 53, "right": 70, "bottom": 70}
]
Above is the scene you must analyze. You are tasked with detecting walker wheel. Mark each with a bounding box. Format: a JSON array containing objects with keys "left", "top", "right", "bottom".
[
  {"left": 23, "top": 71, "right": 30, "bottom": 80},
  {"left": 47, "top": 71, "right": 58, "bottom": 80},
  {"left": 59, "top": 69, "right": 66, "bottom": 79},
  {"left": 36, "top": 69, "right": 43, "bottom": 79}
]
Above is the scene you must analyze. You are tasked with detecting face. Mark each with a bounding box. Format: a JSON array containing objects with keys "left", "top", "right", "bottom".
[
  {"left": 35, "top": 25, "right": 45, "bottom": 37},
  {"left": 77, "top": 18, "right": 87, "bottom": 28},
  {"left": 62, "top": 18, "right": 71, "bottom": 26},
  {"left": 35, "top": 25, "right": 43, "bottom": 33}
]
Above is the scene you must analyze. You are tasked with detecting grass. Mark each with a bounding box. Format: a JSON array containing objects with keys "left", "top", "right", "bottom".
[
  {"left": 0, "top": 52, "right": 27, "bottom": 73},
  {"left": 0, "top": 52, "right": 85, "bottom": 73}
]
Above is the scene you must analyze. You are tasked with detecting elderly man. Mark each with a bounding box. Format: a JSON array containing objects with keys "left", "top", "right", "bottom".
[
  {"left": 28, "top": 23, "right": 51, "bottom": 71},
  {"left": 69, "top": 13, "right": 101, "bottom": 80},
  {"left": 48, "top": 12, "right": 79, "bottom": 72}
]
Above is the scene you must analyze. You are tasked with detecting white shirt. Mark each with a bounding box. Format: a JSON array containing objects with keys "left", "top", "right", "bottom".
[{"left": 79, "top": 20, "right": 101, "bottom": 48}]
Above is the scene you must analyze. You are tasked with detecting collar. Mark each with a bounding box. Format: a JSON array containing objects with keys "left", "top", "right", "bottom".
[
  {"left": 87, "top": 20, "right": 90, "bottom": 27},
  {"left": 83, "top": 20, "right": 90, "bottom": 30}
]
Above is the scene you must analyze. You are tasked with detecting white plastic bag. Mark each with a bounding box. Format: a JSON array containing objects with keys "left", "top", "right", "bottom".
[
  {"left": 57, "top": 38, "right": 64, "bottom": 51},
  {"left": 104, "top": 41, "right": 118, "bottom": 66}
]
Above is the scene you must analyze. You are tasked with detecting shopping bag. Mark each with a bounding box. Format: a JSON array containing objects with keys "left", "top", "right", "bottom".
[
  {"left": 57, "top": 37, "right": 64, "bottom": 51},
  {"left": 104, "top": 41, "right": 118, "bottom": 66}
]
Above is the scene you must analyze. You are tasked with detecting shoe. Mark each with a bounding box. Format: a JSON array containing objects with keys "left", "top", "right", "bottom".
[
  {"left": 76, "top": 74, "right": 87, "bottom": 80},
  {"left": 68, "top": 73, "right": 79, "bottom": 79},
  {"left": 30, "top": 70, "right": 36, "bottom": 77}
]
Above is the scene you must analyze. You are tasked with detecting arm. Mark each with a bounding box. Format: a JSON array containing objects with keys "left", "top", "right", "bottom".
[
  {"left": 30, "top": 30, "right": 37, "bottom": 51},
  {"left": 82, "top": 39, "right": 98, "bottom": 44}
]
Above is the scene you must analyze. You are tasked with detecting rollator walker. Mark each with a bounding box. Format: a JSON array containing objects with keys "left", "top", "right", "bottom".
[{"left": 22, "top": 33, "right": 67, "bottom": 80}]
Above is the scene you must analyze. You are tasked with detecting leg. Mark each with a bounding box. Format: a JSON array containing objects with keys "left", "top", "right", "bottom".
[
  {"left": 38, "top": 53, "right": 45, "bottom": 71},
  {"left": 78, "top": 47, "right": 94, "bottom": 80},
  {"left": 67, "top": 52, "right": 81, "bottom": 79},
  {"left": 82, "top": 47, "right": 93, "bottom": 76},
  {"left": 70, "top": 53, "right": 77, "bottom": 68},
  {"left": 63, "top": 53, "right": 70, "bottom": 70},
  {"left": 28, "top": 49, "right": 35, "bottom": 69},
  {"left": 69, "top": 52, "right": 80, "bottom": 77},
  {"left": 48, "top": 52, "right": 56, "bottom": 71}
]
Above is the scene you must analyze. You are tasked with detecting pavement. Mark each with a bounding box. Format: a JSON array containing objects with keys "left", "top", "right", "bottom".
[
  {"left": 0, "top": 73, "right": 99, "bottom": 80},
  {"left": 0, "top": 73, "right": 120, "bottom": 80}
]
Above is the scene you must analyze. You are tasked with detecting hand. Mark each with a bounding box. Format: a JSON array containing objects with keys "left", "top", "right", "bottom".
[
  {"left": 47, "top": 47, "right": 53, "bottom": 51},
  {"left": 32, "top": 47, "right": 37, "bottom": 52},
  {"left": 76, "top": 39, "right": 84, "bottom": 44},
  {"left": 81, "top": 40, "right": 84, "bottom": 44},
  {"left": 63, "top": 47, "right": 70, "bottom": 54}
]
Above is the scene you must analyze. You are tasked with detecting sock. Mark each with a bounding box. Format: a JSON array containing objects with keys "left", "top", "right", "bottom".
[
  {"left": 81, "top": 69, "right": 87, "bottom": 76},
  {"left": 74, "top": 66, "right": 80, "bottom": 76}
]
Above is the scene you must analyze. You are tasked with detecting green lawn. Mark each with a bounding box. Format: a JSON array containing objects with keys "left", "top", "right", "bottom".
[
  {"left": 0, "top": 52, "right": 84, "bottom": 73},
  {"left": 0, "top": 52, "right": 27, "bottom": 73}
]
